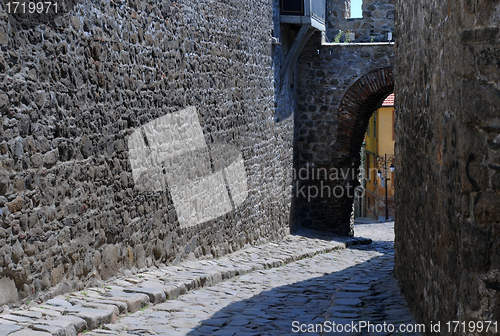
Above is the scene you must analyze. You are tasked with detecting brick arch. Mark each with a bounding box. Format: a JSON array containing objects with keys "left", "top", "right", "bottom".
[{"left": 337, "top": 67, "right": 394, "bottom": 158}]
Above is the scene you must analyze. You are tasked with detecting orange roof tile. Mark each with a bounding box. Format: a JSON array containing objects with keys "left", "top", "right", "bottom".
[{"left": 382, "top": 93, "right": 394, "bottom": 106}]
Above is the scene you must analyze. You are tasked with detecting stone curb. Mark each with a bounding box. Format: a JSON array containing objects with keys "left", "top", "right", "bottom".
[{"left": 0, "top": 234, "right": 371, "bottom": 335}]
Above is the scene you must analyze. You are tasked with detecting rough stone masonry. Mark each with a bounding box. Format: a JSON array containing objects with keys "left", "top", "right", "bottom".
[
  {"left": 327, "top": 0, "right": 394, "bottom": 43},
  {"left": 0, "top": 0, "right": 294, "bottom": 304},
  {"left": 291, "top": 0, "right": 394, "bottom": 234},
  {"left": 394, "top": 0, "right": 500, "bottom": 332}
]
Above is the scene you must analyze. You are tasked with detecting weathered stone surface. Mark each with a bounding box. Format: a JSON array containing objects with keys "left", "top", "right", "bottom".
[
  {"left": 0, "top": 314, "right": 34, "bottom": 324},
  {"left": 9, "top": 330, "right": 51, "bottom": 336},
  {"left": 0, "top": 324, "right": 23, "bottom": 336},
  {"left": 67, "top": 299, "right": 119, "bottom": 321},
  {"left": 100, "top": 245, "right": 119, "bottom": 281},
  {"left": 123, "top": 286, "right": 166, "bottom": 304},
  {"left": 6, "top": 197, "right": 23, "bottom": 214},
  {"left": 42, "top": 149, "right": 59, "bottom": 168},
  {"left": 30, "top": 324, "right": 66, "bottom": 336},
  {"left": 293, "top": 35, "right": 394, "bottom": 234},
  {"left": 0, "top": 277, "right": 18, "bottom": 306},
  {"left": 69, "top": 16, "right": 80, "bottom": 31},
  {"left": 394, "top": 0, "right": 500, "bottom": 328},
  {"left": 47, "top": 316, "right": 87, "bottom": 333},
  {"left": 101, "top": 290, "right": 149, "bottom": 313},
  {"left": 10, "top": 243, "right": 23, "bottom": 264},
  {"left": 46, "top": 298, "right": 73, "bottom": 309},
  {"left": 65, "top": 306, "right": 114, "bottom": 330},
  {"left": 0, "top": 0, "right": 293, "bottom": 304},
  {"left": 327, "top": 0, "right": 394, "bottom": 43},
  {"left": 75, "top": 296, "right": 127, "bottom": 315}
]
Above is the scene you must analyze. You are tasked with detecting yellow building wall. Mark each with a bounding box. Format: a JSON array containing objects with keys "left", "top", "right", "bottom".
[
  {"left": 376, "top": 106, "right": 395, "bottom": 196},
  {"left": 361, "top": 106, "right": 395, "bottom": 220},
  {"left": 365, "top": 112, "right": 377, "bottom": 154},
  {"left": 364, "top": 111, "right": 378, "bottom": 195}
]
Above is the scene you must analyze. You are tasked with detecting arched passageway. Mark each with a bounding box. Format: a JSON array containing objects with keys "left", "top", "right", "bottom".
[
  {"left": 293, "top": 66, "right": 394, "bottom": 235},
  {"left": 337, "top": 67, "right": 394, "bottom": 158}
]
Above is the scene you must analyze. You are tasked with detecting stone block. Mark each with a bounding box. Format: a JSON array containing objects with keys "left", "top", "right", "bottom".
[
  {"left": 0, "top": 314, "right": 34, "bottom": 324},
  {"left": 6, "top": 197, "right": 23, "bottom": 214},
  {"left": 101, "top": 290, "right": 149, "bottom": 313},
  {"left": 101, "top": 245, "right": 119, "bottom": 280},
  {"left": 69, "top": 16, "right": 80, "bottom": 31},
  {"left": 0, "top": 29, "right": 7, "bottom": 46},
  {"left": 0, "top": 324, "right": 23, "bottom": 336},
  {"left": 47, "top": 316, "right": 87, "bottom": 333},
  {"left": 47, "top": 298, "right": 73, "bottom": 309},
  {"left": 0, "top": 277, "right": 18, "bottom": 306},
  {"left": 30, "top": 324, "right": 67, "bottom": 336},
  {"left": 68, "top": 299, "right": 119, "bottom": 321},
  {"left": 43, "top": 149, "right": 59, "bottom": 168},
  {"left": 65, "top": 306, "right": 114, "bottom": 330},
  {"left": 9, "top": 330, "right": 52, "bottom": 336},
  {"left": 0, "top": 94, "right": 8, "bottom": 111},
  {"left": 123, "top": 283, "right": 167, "bottom": 304},
  {"left": 28, "top": 307, "right": 62, "bottom": 318}
]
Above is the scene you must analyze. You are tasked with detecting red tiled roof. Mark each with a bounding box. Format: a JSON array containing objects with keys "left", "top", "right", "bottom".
[{"left": 382, "top": 93, "right": 394, "bottom": 106}]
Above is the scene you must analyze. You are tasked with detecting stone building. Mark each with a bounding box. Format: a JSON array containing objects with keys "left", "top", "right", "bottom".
[
  {"left": 290, "top": 0, "right": 395, "bottom": 234},
  {"left": 394, "top": 0, "right": 500, "bottom": 330},
  {"left": 0, "top": 0, "right": 498, "bottom": 332},
  {"left": 280, "top": 0, "right": 500, "bottom": 330},
  {"left": 0, "top": 0, "right": 294, "bottom": 303},
  {"left": 0, "top": 0, "right": 397, "bottom": 304},
  {"left": 327, "top": 0, "right": 394, "bottom": 43}
]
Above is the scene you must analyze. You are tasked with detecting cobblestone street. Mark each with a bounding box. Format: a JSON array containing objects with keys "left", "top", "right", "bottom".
[
  {"left": 0, "top": 222, "right": 421, "bottom": 336},
  {"left": 156, "top": 224, "right": 418, "bottom": 336},
  {"left": 131, "top": 222, "right": 419, "bottom": 336}
]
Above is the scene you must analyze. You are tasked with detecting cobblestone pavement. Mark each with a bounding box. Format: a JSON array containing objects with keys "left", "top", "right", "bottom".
[{"left": 0, "top": 222, "right": 421, "bottom": 336}]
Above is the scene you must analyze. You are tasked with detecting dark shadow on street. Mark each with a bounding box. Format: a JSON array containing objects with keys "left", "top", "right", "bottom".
[
  {"left": 290, "top": 221, "right": 395, "bottom": 248},
  {"left": 184, "top": 242, "right": 417, "bottom": 336}
]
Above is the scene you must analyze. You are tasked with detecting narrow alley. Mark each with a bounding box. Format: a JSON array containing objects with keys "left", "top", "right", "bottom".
[
  {"left": 86, "top": 222, "right": 420, "bottom": 335},
  {"left": 0, "top": 222, "right": 421, "bottom": 336},
  {"left": 0, "top": 0, "right": 499, "bottom": 333}
]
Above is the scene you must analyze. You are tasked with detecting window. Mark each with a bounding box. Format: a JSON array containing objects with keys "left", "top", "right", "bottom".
[
  {"left": 350, "top": 0, "right": 363, "bottom": 18},
  {"left": 373, "top": 112, "right": 377, "bottom": 138}
]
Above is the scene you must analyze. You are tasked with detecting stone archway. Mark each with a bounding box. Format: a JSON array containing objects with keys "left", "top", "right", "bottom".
[
  {"left": 335, "top": 67, "right": 394, "bottom": 232},
  {"left": 293, "top": 66, "right": 394, "bottom": 235},
  {"left": 337, "top": 67, "right": 394, "bottom": 159}
]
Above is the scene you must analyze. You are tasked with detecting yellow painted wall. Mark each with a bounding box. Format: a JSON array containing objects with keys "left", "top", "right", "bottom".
[
  {"left": 365, "top": 111, "right": 377, "bottom": 154},
  {"left": 377, "top": 107, "right": 395, "bottom": 157},
  {"left": 376, "top": 106, "right": 395, "bottom": 196},
  {"left": 361, "top": 106, "right": 396, "bottom": 219},
  {"left": 364, "top": 111, "right": 378, "bottom": 195}
]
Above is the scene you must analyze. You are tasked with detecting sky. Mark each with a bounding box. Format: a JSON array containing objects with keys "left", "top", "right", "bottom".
[{"left": 351, "top": 0, "right": 363, "bottom": 18}]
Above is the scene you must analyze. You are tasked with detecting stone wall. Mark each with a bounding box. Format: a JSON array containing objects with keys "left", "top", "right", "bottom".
[
  {"left": 0, "top": 0, "right": 294, "bottom": 303},
  {"left": 326, "top": 0, "right": 394, "bottom": 43},
  {"left": 394, "top": 0, "right": 500, "bottom": 330},
  {"left": 293, "top": 34, "right": 394, "bottom": 234}
]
